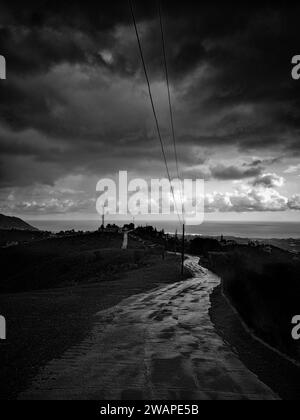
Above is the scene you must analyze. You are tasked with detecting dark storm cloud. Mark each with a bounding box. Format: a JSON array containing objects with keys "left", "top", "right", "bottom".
[
  {"left": 2, "top": 1, "right": 300, "bottom": 82},
  {"left": 244, "top": 157, "right": 281, "bottom": 167},
  {"left": 210, "top": 163, "right": 263, "bottom": 181},
  {"left": 0, "top": 0, "right": 300, "bottom": 191}
]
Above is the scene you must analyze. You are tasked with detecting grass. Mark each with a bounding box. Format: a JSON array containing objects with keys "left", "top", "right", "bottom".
[
  {"left": 208, "top": 246, "right": 300, "bottom": 361},
  {"left": 0, "top": 232, "right": 148, "bottom": 292},
  {"left": 210, "top": 285, "right": 300, "bottom": 400},
  {"left": 0, "top": 229, "right": 49, "bottom": 246}
]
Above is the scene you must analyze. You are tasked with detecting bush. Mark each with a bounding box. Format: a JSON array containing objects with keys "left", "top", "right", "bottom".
[{"left": 190, "top": 237, "right": 222, "bottom": 257}]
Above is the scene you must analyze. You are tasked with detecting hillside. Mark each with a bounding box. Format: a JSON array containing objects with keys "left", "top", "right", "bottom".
[
  {"left": 207, "top": 245, "right": 300, "bottom": 361},
  {"left": 0, "top": 214, "right": 37, "bottom": 231},
  {"left": 0, "top": 231, "right": 147, "bottom": 292}
]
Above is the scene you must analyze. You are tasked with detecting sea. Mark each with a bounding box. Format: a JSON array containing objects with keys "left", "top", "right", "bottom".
[{"left": 28, "top": 220, "right": 300, "bottom": 240}]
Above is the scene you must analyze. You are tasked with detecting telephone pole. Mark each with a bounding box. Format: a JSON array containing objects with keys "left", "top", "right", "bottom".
[
  {"left": 102, "top": 205, "right": 105, "bottom": 229},
  {"left": 181, "top": 223, "right": 185, "bottom": 277}
]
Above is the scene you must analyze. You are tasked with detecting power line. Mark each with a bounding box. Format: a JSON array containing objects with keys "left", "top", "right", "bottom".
[
  {"left": 157, "top": 1, "right": 186, "bottom": 275},
  {"left": 158, "top": 0, "right": 185, "bottom": 222},
  {"left": 129, "top": 0, "right": 183, "bottom": 226}
]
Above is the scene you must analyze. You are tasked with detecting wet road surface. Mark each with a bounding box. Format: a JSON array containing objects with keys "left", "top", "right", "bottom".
[{"left": 20, "top": 256, "right": 278, "bottom": 400}]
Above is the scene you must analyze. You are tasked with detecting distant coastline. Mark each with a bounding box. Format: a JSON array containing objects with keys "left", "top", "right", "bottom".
[{"left": 27, "top": 220, "right": 300, "bottom": 240}]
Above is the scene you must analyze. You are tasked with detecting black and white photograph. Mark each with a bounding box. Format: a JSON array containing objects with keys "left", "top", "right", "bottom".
[{"left": 0, "top": 0, "right": 300, "bottom": 403}]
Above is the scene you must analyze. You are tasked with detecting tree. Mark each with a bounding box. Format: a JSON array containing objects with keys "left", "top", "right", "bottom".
[{"left": 190, "top": 237, "right": 221, "bottom": 257}]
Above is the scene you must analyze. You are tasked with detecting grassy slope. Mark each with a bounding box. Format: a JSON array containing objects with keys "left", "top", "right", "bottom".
[
  {"left": 208, "top": 245, "right": 300, "bottom": 360},
  {"left": 0, "top": 214, "right": 37, "bottom": 231},
  {"left": 0, "top": 232, "right": 148, "bottom": 292},
  {"left": 0, "top": 229, "right": 50, "bottom": 246},
  {"left": 210, "top": 285, "right": 300, "bottom": 400}
]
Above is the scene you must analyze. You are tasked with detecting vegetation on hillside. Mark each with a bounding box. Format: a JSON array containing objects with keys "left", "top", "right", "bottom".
[
  {"left": 0, "top": 214, "right": 37, "bottom": 231},
  {"left": 0, "top": 232, "right": 147, "bottom": 293},
  {"left": 190, "top": 237, "right": 300, "bottom": 361}
]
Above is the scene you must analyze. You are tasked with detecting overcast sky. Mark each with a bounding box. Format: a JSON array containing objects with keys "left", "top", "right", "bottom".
[{"left": 0, "top": 0, "right": 300, "bottom": 223}]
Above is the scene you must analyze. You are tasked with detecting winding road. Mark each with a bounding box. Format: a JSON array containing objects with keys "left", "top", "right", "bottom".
[{"left": 20, "top": 256, "right": 278, "bottom": 400}]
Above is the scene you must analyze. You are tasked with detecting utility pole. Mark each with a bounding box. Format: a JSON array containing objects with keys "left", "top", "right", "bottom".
[
  {"left": 181, "top": 223, "right": 185, "bottom": 277},
  {"left": 102, "top": 205, "right": 105, "bottom": 229}
]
